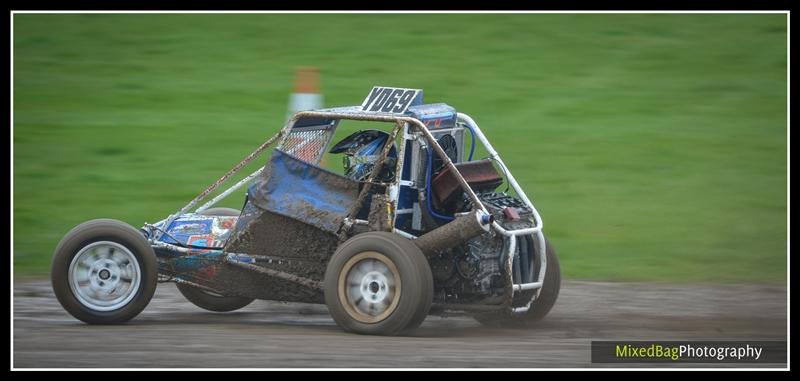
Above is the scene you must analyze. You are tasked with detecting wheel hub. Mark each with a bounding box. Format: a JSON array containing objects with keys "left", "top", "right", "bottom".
[
  {"left": 360, "top": 271, "right": 389, "bottom": 305},
  {"left": 68, "top": 241, "right": 141, "bottom": 312},
  {"left": 339, "top": 251, "right": 402, "bottom": 323}
]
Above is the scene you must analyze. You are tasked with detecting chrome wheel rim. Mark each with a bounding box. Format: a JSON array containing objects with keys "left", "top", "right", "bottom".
[
  {"left": 68, "top": 241, "right": 141, "bottom": 311},
  {"left": 338, "top": 251, "right": 401, "bottom": 323}
]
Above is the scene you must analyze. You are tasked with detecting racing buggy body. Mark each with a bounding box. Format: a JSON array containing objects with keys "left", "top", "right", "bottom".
[{"left": 51, "top": 87, "right": 560, "bottom": 335}]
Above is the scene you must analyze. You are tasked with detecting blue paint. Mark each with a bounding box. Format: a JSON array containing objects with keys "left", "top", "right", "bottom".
[
  {"left": 420, "top": 112, "right": 455, "bottom": 121},
  {"left": 463, "top": 122, "right": 476, "bottom": 161},
  {"left": 159, "top": 217, "right": 213, "bottom": 246},
  {"left": 257, "top": 149, "right": 360, "bottom": 234},
  {"left": 163, "top": 251, "right": 225, "bottom": 272}
]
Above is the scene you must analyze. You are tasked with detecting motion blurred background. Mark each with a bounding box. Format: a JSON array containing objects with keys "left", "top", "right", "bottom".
[{"left": 13, "top": 13, "right": 787, "bottom": 283}]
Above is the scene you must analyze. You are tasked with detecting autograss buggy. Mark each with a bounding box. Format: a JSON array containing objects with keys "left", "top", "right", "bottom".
[{"left": 51, "top": 87, "right": 560, "bottom": 335}]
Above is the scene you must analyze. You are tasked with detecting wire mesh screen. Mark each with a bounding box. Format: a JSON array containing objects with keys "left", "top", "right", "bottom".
[{"left": 278, "top": 127, "right": 335, "bottom": 164}]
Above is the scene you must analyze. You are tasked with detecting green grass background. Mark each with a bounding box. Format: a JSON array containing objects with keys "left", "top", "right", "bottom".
[{"left": 13, "top": 14, "right": 787, "bottom": 282}]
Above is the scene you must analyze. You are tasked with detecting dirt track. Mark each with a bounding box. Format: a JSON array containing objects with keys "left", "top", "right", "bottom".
[{"left": 13, "top": 279, "right": 787, "bottom": 368}]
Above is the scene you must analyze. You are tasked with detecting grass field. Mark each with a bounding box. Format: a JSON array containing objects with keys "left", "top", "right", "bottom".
[{"left": 13, "top": 14, "right": 787, "bottom": 282}]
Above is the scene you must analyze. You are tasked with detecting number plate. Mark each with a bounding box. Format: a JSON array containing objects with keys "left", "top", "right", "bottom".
[{"left": 361, "top": 86, "right": 422, "bottom": 114}]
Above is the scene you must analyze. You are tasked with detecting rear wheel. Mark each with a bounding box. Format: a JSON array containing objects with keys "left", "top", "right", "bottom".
[
  {"left": 474, "top": 236, "right": 560, "bottom": 327},
  {"left": 176, "top": 207, "right": 255, "bottom": 312},
  {"left": 176, "top": 283, "right": 254, "bottom": 312},
  {"left": 324, "top": 232, "right": 433, "bottom": 336},
  {"left": 51, "top": 219, "right": 158, "bottom": 324}
]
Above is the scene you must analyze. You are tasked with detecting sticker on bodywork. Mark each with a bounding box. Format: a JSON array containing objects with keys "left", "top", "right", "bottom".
[
  {"left": 361, "top": 86, "right": 422, "bottom": 114},
  {"left": 159, "top": 215, "right": 237, "bottom": 249}
]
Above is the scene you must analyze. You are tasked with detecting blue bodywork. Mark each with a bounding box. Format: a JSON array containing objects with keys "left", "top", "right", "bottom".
[
  {"left": 158, "top": 214, "right": 238, "bottom": 249},
  {"left": 252, "top": 149, "right": 361, "bottom": 234}
]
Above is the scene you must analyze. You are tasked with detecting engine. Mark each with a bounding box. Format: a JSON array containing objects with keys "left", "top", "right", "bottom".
[{"left": 428, "top": 192, "right": 536, "bottom": 305}]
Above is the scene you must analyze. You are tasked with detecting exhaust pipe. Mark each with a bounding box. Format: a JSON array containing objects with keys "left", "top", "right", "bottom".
[{"left": 414, "top": 210, "right": 494, "bottom": 256}]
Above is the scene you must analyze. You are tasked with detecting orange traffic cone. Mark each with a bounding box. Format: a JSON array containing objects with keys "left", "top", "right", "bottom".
[{"left": 287, "top": 67, "right": 323, "bottom": 120}]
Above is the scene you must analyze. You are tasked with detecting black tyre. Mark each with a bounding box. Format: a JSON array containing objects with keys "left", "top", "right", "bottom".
[
  {"left": 176, "top": 284, "right": 255, "bottom": 312},
  {"left": 324, "top": 231, "right": 433, "bottom": 336},
  {"left": 176, "top": 207, "right": 254, "bottom": 312},
  {"left": 474, "top": 236, "right": 561, "bottom": 327},
  {"left": 51, "top": 219, "right": 158, "bottom": 324}
]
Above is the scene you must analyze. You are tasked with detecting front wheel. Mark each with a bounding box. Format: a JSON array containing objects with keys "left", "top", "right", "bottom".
[
  {"left": 324, "top": 232, "right": 433, "bottom": 336},
  {"left": 51, "top": 219, "right": 158, "bottom": 324}
]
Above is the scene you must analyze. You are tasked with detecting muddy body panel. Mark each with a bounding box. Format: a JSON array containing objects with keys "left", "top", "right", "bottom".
[
  {"left": 156, "top": 202, "right": 336, "bottom": 303},
  {"left": 161, "top": 256, "right": 324, "bottom": 303},
  {"left": 250, "top": 149, "right": 361, "bottom": 234},
  {"left": 216, "top": 149, "right": 360, "bottom": 302},
  {"left": 227, "top": 149, "right": 358, "bottom": 274},
  {"left": 223, "top": 201, "right": 338, "bottom": 302}
]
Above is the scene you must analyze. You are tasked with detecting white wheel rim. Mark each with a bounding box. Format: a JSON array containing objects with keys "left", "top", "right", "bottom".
[
  {"left": 338, "top": 251, "right": 401, "bottom": 323},
  {"left": 68, "top": 241, "right": 142, "bottom": 312}
]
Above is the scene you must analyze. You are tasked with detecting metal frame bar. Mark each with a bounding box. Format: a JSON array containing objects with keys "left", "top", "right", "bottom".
[
  {"left": 195, "top": 167, "right": 263, "bottom": 214},
  {"left": 224, "top": 257, "right": 323, "bottom": 290},
  {"left": 171, "top": 277, "right": 228, "bottom": 295}
]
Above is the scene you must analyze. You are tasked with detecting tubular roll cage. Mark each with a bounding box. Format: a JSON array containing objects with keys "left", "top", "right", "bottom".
[{"left": 149, "top": 111, "right": 547, "bottom": 314}]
